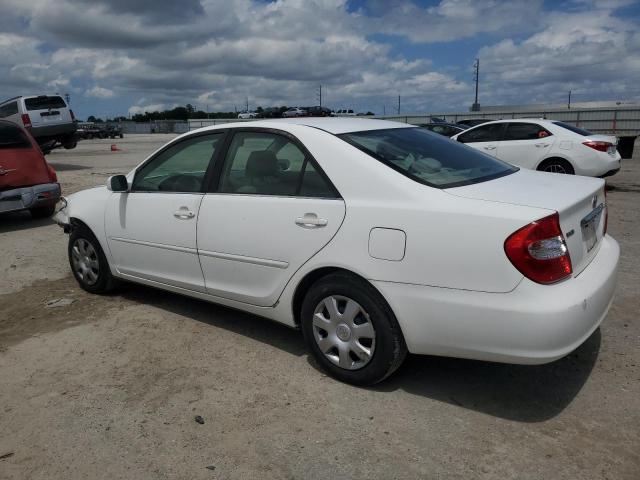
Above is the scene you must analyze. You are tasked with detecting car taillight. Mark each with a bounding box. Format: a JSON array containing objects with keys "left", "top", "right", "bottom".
[
  {"left": 70, "top": 109, "right": 76, "bottom": 121},
  {"left": 582, "top": 141, "right": 611, "bottom": 152},
  {"left": 46, "top": 163, "right": 57, "bottom": 182},
  {"left": 603, "top": 189, "right": 608, "bottom": 235},
  {"left": 504, "top": 213, "right": 572, "bottom": 285},
  {"left": 21, "top": 113, "right": 32, "bottom": 129}
]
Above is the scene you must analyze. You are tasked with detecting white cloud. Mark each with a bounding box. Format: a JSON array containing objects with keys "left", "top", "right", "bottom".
[
  {"left": 85, "top": 86, "right": 115, "bottom": 98},
  {"left": 128, "top": 103, "right": 168, "bottom": 115}
]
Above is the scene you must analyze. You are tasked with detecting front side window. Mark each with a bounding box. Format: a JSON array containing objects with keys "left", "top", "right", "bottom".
[
  {"left": 219, "top": 131, "right": 337, "bottom": 197},
  {"left": 133, "top": 133, "right": 223, "bottom": 192},
  {"left": 339, "top": 127, "right": 516, "bottom": 188},
  {"left": 457, "top": 123, "right": 504, "bottom": 143},
  {"left": 24, "top": 96, "right": 67, "bottom": 111},
  {"left": 503, "top": 123, "right": 552, "bottom": 141}
]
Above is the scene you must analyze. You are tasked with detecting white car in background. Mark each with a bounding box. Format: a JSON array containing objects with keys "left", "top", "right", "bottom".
[
  {"left": 334, "top": 109, "right": 356, "bottom": 117},
  {"left": 282, "top": 107, "right": 307, "bottom": 117},
  {"left": 237, "top": 112, "right": 257, "bottom": 119},
  {"left": 54, "top": 118, "right": 619, "bottom": 385},
  {"left": 451, "top": 119, "right": 621, "bottom": 177}
]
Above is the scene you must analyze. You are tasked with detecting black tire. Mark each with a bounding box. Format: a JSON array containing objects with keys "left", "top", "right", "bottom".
[
  {"left": 68, "top": 225, "right": 117, "bottom": 294},
  {"left": 29, "top": 205, "right": 55, "bottom": 218},
  {"left": 301, "top": 272, "right": 407, "bottom": 385},
  {"left": 537, "top": 158, "right": 575, "bottom": 175},
  {"left": 63, "top": 142, "right": 77, "bottom": 150},
  {"left": 119, "top": 134, "right": 124, "bottom": 139}
]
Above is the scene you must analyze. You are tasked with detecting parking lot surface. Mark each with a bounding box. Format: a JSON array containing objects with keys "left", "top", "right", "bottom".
[{"left": 1, "top": 135, "right": 639, "bottom": 479}]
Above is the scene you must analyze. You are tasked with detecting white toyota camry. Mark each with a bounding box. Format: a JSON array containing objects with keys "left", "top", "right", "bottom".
[{"left": 54, "top": 118, "right": 619, "bottom": 385}]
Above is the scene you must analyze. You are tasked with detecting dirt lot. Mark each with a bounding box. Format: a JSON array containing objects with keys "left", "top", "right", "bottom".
[{"left": 1, "top": 135, "right": 639, "bottom": 479}]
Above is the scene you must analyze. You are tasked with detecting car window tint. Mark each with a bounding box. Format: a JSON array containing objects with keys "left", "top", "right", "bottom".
[
  {"left": 552, "top": 121, "right": 593, "bottom": 136},
  {"left": 503, "top": 123, "right": 551, "bottom": 141},
  {"left": 24, "top": 96, "right": 67, "bottom": 111},
  {"left": 0, "top": 123, "right": 31, "bottom": 149},
  {"left": 0, "top": 101, "right": 19, "bottom": 118},
  {"left": 133, "top": 133, "right": 223, "bottom": 192},
  {"left": 299, "top": 161, "right": 337, "bottom": 198},
  {"left": 220, "top": 132, "right": 307, "bottom": 196},
  {"left": 340, "top": 127, "right": 516, "bottom": 189},
  {"left": 457, "top": 124, "right": 504, "bottom": 143}
]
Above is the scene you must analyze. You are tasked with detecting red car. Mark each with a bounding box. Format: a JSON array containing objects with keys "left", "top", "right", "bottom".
[{"left": 0, "top": 119, "right": 60, "bottom": 218}]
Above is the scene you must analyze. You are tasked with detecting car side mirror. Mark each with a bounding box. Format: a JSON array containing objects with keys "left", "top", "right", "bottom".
[{"left": 107, "top": 175, "right": 129, "bottom": 192}]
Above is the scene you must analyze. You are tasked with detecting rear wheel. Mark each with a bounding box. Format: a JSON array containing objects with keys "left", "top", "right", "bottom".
[
  {"left": 537, "top": 158, "right": 575, "bottom": 175},
  {"left": 301, "top": 273, "right": 407, "bottom": 385},
  {"left": 29, "top": 205, "right": 55, "bottom": 218},
  {"left": 68, "top": 226, "right": 117, "bottom": 294}
]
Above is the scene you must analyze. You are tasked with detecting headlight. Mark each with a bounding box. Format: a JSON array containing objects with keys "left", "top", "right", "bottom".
[{"left": 54, "top": 196, "right": 68, "bottom": 214}]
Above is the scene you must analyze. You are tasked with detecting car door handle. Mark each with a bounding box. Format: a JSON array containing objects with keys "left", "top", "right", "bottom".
[
  {"left": 295, "top": 213, "right": 328, "bottom": 228},
  {"left": 483, "top": 145, "right": 496, "bottom": 150},
  {"left": 173, "top": 208, "right": 195, "bottom": 219},
  {"left": 535, "top": 143, "right": 550, "bottom": 148}
]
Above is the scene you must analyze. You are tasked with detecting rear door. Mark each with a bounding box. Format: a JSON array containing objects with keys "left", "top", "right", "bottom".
[
  {"left": 0, "top": 122, "right": 49, "bottom": 190},
  {"left": 197, "top": 129, "right": 345, "bottom": 306},
  {"left": 455, "top": 123, "right": 505, "bottom": 156},
  {"left": 24, "top": 96, "right": 72, "bottom": 129},
  {"left": 496, "top": 122, "right": 555, "bottom": 169}
]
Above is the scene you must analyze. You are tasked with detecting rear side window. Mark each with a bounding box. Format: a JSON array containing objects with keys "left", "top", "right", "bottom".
[
  {"left": 552, "top": 121, "right": 593, "bottom": 136},
  {"left": 503, "top": 123, "right": 552, "bottom": 141},
  {"left": 0, "top": 123, "right": 31, "bottom": 149},
  {"left": 219, "top": 131, "right": 337, "bottom": 197},
  {"left": 340, "top": 127, "right": 517, "bottom": 189},
  {"left": 457, "top": 123, "right": 504, "bottom": 143},
  {"left": 25, "top": 96, "right": 67, "bottom": 111},
  {"left": 0, "top": 101, "right": 19, "bottom": 118}
]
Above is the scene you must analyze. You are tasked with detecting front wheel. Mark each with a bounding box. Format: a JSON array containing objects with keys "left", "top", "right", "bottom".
[
  {"left": 301, "top": 273, "right": 407, "bottom": 385},
  {"left": 68, "top": 226, "right": 117, "bottom": 294}
]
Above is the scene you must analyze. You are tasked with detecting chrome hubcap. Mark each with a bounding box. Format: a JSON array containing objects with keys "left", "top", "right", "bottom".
[
  {"left": 312, "top": 295, "right": 376, "bottom": 370},
  {"left": 71, "top": 238, "right": 99, "bottom": 285}
]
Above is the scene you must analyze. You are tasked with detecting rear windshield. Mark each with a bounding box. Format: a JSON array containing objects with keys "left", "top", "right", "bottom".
[
  {"left": 552, "top": 121, "right": 593, "bottom": 136},
  {"left": 0, "top": 123, "right": 30, "bottom": 148},
  {"left": 339, "top": 127, "right": 517, "bottom": 188},
  {"left": 25, "top": 96, "right": 66, "bottom": 111}
]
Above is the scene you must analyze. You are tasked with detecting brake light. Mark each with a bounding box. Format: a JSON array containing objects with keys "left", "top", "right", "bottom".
[
  {"left": 46, "top": 163, "right": 57, "bottom": 182},
  {"left": 504, "top": 213, "right": 572, "bottom": 284},
  {"left": 583, "top": 141, "right": 611, "bottom": 152},
  {"left": 21, "top": 113, "right": 32, "bottom": 129},
  {"left": 70, "top": 109, "right": 76, "bottom": 121},
  {"left": 603, "top": 189, "right": 608, "bottom": 235}
]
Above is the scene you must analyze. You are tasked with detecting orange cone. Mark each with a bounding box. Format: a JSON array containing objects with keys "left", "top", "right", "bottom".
[{"left": 110, "top": 144, "right": 120, "bottom": 151}]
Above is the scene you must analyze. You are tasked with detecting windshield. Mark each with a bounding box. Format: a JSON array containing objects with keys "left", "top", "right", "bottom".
[
  {"left": 552, "top": 121, "right": 593, "bottom": 136},
  {"left": 339, "top": 127, "right": 517, "bottom": 188}
]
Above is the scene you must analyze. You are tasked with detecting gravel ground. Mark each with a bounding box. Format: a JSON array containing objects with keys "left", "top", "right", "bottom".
[{"left": 1, "top": 134, "right": 638, "bottom": 479}]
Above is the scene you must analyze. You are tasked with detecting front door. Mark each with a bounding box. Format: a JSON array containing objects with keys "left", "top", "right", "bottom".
[
  {"left": 456, "top": 123, "right": 505, "bottom": 157},
  {"left": 197, "top": 129, "right": 346, "bottom": 306},
  {"left": 105, "top": 132, "right": 225, "bottom": 292}
]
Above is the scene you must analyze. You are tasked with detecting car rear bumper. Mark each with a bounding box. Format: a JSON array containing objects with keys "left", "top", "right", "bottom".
[
  {"left": 0, "top": 183, "right": 61, "bottom": 213},
  {"left": 374, "top": 235, "right": 619, "bottom": 364},
  {"left": 30, "top": 123, "right": 77, "bottom": 140}
]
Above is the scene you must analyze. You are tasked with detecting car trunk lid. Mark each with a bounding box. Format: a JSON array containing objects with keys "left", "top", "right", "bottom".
[
  {"left": 445, "top": 169, "right": 606, "bottom": 276},
  {"left": 0, "top": 124, "right": 51, "bottom": 191}
]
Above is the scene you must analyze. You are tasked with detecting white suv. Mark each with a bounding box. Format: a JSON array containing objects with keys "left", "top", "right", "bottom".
[
  {"left": 451, "top": 119, "right": 621, "bottom": 177},
  {"left": 334, "top": 109, "right": 356, "bottom": 117},
  {"left": 0, "top": 95, "right": 77, "bottom": 151}
]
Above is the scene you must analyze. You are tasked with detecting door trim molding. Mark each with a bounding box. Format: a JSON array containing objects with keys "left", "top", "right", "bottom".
[
  {"left": 109, "top": 236, "right": 197, "bottom": 255},
  {"left": 198, "top": 249, "right": 289, "bottom": 269}
]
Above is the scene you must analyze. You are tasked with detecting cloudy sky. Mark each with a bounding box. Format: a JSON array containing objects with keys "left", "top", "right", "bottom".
[{"left": 1, "top": 0, "right": 639, "bottom": 119}]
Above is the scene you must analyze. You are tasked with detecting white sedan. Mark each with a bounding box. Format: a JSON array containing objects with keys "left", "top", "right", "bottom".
[
  {"left": 54, "top": 118, "right": 619, "bottom": 385},
  {"left": 451, "top": 118, "right": 621, "bottom": 177}
]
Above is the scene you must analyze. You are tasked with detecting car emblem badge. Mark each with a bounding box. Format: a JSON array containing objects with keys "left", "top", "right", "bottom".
[
  {"left": 0, "top": 165, "right": 17, "bottom": 176},
  {"left": 592, "top": 195, "right": 598, "bottom": 209}
]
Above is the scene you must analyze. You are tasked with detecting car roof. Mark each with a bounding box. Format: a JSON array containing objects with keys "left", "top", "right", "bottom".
[
  {"left": 465, "top": 118, "right": 549, "bottom": 125},
  {"left": 193, "top": 117, "right": 415, "bottom": 135}
]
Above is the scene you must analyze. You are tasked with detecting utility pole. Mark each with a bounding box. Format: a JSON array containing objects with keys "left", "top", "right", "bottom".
[
  {"left": 383, "top": 105, "right": 386, "bottom": 115},
  {"left": 397, "top": 95, "right": 401, "bottom": 115},
  {"left": 316, "top": 85, "right": 322, "bottom": 107},
  {"left": 568, "top": 90, "right": 572, "bottom": 109},
  {"left": 472, "top": 58, "right": 480, "bottom": 111},
  {"left": 245, "top": 97, "right": 249, "bottom": 113}
]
